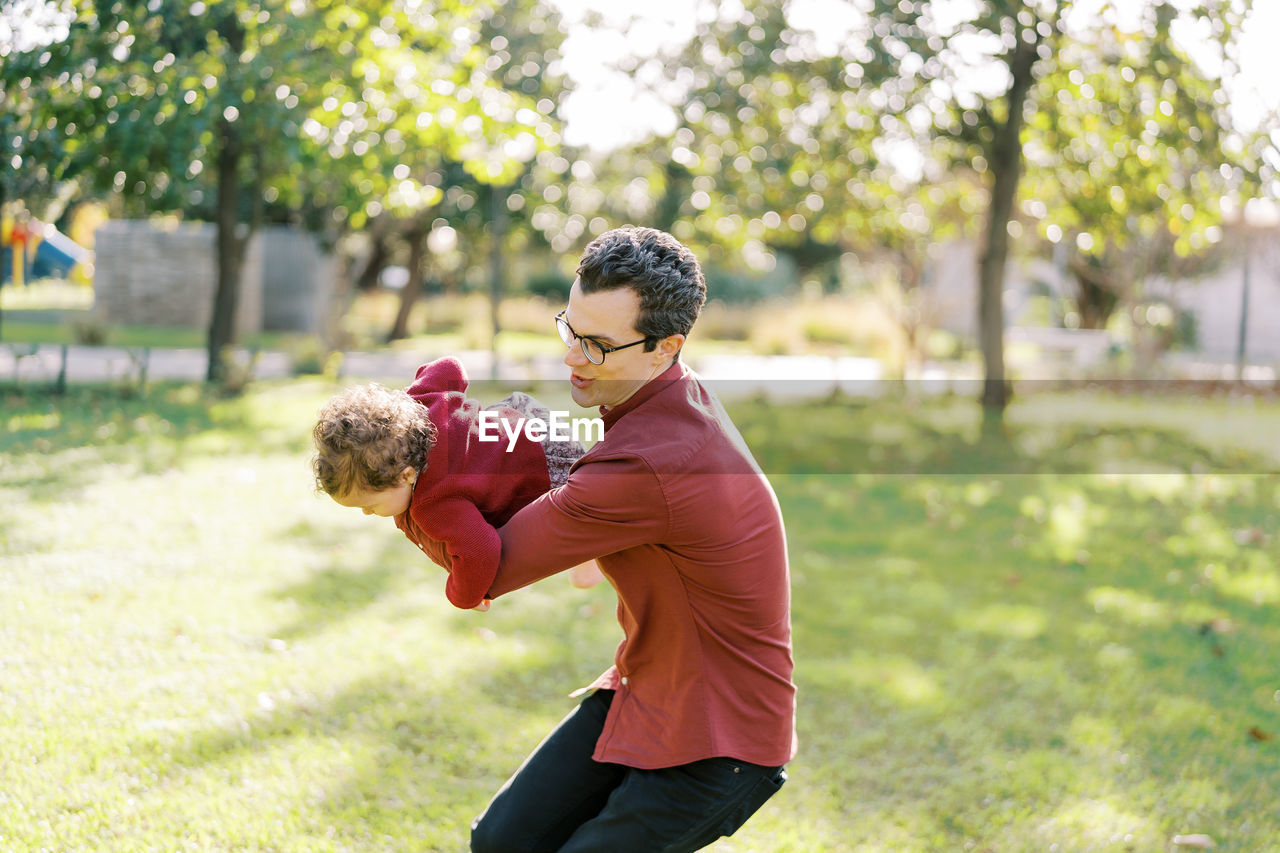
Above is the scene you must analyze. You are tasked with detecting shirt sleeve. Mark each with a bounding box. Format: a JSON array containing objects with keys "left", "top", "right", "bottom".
[
  {"left": 490, "top": 455, "right": 669, "bottom": 599},
  {"left": 412, "top": 497, "right": 501, "bottom": 609}
]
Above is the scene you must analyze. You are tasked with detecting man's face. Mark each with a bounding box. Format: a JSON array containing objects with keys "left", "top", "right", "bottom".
[
  {"left": 331, "top": 467, "right": 416, "bottom": 517},
  {"left": 561, "top": 279, "right": 683, "bottom": 409}
]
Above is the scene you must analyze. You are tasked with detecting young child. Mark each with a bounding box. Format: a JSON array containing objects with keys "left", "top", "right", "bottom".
[{"left": 312, "top": 356, "right": 601, "bottom": 610}]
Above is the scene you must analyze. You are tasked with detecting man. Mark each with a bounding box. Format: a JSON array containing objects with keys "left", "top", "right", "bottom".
[{"left": 465, "top": 226, "right": 796, "bottom": 852}]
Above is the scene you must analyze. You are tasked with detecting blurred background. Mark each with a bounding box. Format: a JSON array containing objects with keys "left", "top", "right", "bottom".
[
  {"left": 2, "top": 0, "right": 1278, "bottom": 409},
  {"left": 2, "top": 0, "right": 1280, "bottom": 409}
]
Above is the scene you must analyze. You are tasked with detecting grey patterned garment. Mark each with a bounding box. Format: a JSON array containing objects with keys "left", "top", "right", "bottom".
[{"left": 492, "top": 391, "right": 588, "bottom": 488}]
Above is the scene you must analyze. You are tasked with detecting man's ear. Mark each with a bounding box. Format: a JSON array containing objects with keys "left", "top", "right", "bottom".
[
  {"left": 656, "top": 333, "right": 686, "bottom": 362},
  {"left": 399, "top": 465, "right": 418, "bottom": 485}
]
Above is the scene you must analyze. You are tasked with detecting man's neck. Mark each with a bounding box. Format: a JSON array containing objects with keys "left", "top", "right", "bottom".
[{"left": 600, "top": 359, "right": 681, "bottom": 416}]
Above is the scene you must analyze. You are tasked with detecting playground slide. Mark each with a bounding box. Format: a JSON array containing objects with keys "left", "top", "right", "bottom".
[{"left": 1, "top": 222, "right": 90, "bottom": 284}]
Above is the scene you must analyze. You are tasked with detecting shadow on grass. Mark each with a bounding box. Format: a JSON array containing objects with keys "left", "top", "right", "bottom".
[
  {"left": 782, "top": 468, "right": 1278, "bottom": 848},
  {"left": 131, "top": 582, "right": 616, "bottom": 850},
  {"left": 269, "top": 522, "right": 418, "bottom": 641},
  {"left": 1, "top": 381, "right": 318, "bottom": 503},
  {"left": 729, "top": 392, "right": 1279, "bottom": 477}
]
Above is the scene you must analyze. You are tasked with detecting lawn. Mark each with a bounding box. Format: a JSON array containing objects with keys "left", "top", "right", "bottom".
[{"left": 2, "top": 379, "right": 1278, "bottom": 851}]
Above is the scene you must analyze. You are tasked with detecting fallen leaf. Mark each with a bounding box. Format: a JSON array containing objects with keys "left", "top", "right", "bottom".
[
  {"left": 1247, "top": 726, "right": 1273, "bottom": 742},
  {"left": 1172, "top": 834, "right": 1215, "bottom": 849}
]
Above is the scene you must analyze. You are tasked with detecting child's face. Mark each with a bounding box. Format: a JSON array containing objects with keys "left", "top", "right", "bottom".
[{"left": 332, "top": 467, "right": 416, "bottom": 517}]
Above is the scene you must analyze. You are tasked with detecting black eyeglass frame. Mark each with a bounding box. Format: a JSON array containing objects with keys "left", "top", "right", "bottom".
[{"left": 555, "top": 310, "right": 652, "bottom": 365}]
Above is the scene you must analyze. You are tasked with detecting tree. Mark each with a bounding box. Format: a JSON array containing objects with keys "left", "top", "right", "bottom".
[
  {"left": 292, "top": 0, "right": 566, "bottom": 349},
  {"left": 16, "top": 0, "right": 559, "bottom": 382},
  {"left": 844, "top": 0, "right": 1257, "bottom": 414},
  {"left": 22, "top": 1, "right": 356, "bottom": 380},
  {"left": 638, "top": 0, "right": 1258, "bottom": 418},
  {"left": 1, "top": 0, "right": 80, "bottom": 341},
  {"left": 656, "top": 2, "right": 984, "bottom": 366},
  {"left": 1021, "top": 3, "right": 1257, "bottom": 331},
  {"left": 1, "top": 1, "right": 77, "bottom": 220}
]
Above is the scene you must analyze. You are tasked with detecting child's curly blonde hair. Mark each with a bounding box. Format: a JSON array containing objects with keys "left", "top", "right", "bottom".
[{"left": 312, "top": 383, "right": 437, "bottom": 496}]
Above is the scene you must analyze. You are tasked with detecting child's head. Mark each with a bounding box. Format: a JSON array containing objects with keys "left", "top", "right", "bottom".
[{"left": 313, "top": 383, "right": 437, "bottom": 517}]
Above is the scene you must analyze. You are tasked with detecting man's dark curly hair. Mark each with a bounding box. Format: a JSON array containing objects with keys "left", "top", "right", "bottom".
[
  {"left": 312, "top": 383, "right": 437, "bottom": 496},
  {"left": 575, "top": 226, "right": 707, "bottom": 359}
]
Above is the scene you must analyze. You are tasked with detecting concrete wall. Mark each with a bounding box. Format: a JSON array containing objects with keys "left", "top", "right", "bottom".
[
  {"left": 93, "top": 220, "right": 263, "bottom": 335},
  {"left": 259, "top": 225, "right": 336, "bottom": 333},
  {"left": 1156, "top": 237, "right": 1280, "bottom": 362},
  {"left": 923, "top": 229, "right": 1280, "bottom": 364},
  {"left": 94, "top": 220, "right": 336, "bottom": 336}
]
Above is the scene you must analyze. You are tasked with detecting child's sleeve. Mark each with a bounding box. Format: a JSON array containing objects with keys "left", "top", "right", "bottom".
[{"left": 412, "top": 497, "right": 500, "bottom": 610}]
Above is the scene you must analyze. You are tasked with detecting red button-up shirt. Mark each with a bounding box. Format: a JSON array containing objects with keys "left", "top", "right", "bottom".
[{"left": 491, "top": 361, "right": 797, "bottom": 770}]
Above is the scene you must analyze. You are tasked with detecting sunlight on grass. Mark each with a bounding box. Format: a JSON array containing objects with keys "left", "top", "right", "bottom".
[
  {"left": 846, "top": 653, "right": 944, "bottom": 707},
  {"left": 955, "top": 604, "right": 1048, "bottom": 639},
  {"left": 3, "top": 382, "right": 1279, "bottom": 850},
  {"left": 1035, "top": 797, "right": 1159, "bottom": 850},
  {"left": 1088, "top": 587, "right": 1172, "bottom": 628},
  {"left": 1215, "top": 554, "right": 1280, "bottom": 606}
]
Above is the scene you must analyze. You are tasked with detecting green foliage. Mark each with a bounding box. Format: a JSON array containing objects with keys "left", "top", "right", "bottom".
[
  {"left": 703, "top": 265, "right": 784, "bottom": 304},
  {"left": 523, "top": 270, "right": 572, "bottom": 301}
]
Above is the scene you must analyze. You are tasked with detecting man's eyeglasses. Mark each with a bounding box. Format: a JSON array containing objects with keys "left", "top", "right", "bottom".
[{"left": 555, "top": 310, "right": 651, "bottom": 365}]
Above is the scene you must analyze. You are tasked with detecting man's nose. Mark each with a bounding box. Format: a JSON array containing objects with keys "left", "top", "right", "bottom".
[
  {"left": 362, "top": 507, "right": 375, "bottom": 515},
  {"left": 563, "top": 343, "right": 588, "bottom": 368}
]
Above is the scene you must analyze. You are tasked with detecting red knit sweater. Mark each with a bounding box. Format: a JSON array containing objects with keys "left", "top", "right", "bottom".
[{"left": 392, "top": 357, "right": 550, "bottom": 609}]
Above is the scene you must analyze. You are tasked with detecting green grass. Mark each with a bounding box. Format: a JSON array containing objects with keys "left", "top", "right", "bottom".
[
  {"left": 2, "top": 381, "right": 1279, "bottom": 851},
  {"left": 0, "top": 317, "right": 300, "bottom": 351}
]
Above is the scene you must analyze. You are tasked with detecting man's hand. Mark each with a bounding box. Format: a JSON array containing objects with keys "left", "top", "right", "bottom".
[{"left": 569, "top": 560, "right": 604, "bottom": 589}]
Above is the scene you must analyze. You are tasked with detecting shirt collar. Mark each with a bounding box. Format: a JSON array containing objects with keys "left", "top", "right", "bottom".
[{"left": 599, "top": 360, "right": 688, "bottom": 430}]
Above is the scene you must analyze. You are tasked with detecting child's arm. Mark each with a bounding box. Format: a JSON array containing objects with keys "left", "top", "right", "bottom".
[{"left": 414, "top": 497, "right": 501, "bottom": 611}]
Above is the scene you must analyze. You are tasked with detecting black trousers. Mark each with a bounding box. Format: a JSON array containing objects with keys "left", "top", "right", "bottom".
[{"left": 470, "top": 690, "right": 787, "bottom": 853}]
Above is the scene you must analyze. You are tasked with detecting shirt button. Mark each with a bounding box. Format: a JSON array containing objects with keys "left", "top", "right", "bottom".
[{"left": 620, "top": 677, "right": 629, "bottom": 686}]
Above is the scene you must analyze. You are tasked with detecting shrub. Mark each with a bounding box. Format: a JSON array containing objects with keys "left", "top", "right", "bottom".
[
  {"left": 71, "top": 317, "right": 110, "bottom": 346},
  {"left": 525, "top": 271, "right": 572, "bottom": 302}
]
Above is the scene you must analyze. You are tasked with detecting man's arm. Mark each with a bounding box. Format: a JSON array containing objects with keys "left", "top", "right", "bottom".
[{"left": 491, "top": 456, "right": 668, "bottom": 599}]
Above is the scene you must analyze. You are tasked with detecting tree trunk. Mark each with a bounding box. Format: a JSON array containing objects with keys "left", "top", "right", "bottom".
[
  {"left": 356, "top": 231, "right": 389, "bottom": 291},
  {"left": 489, "top": 184, "right": 507, "bottom": 380},
  {"left": 206, "top": 13, "right": 247, "bottom": 385},
  {"left": 657, "top": 160, "right": 687, "bottom": 233},
  {"left": 206, "top": 115, "right": 245, "bottom": 384},
  {"left": 1068, "top": 253, "right": 1120, "bottom": 330},
  {"left": 978, "top": 40, "right": 1039, "bottom": 418},
  {"left": 388, "top": 226, "right": 426, "bottom": 342},
  {"left": 898, "top": 255, "right": 924, "bottom": 379}
]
